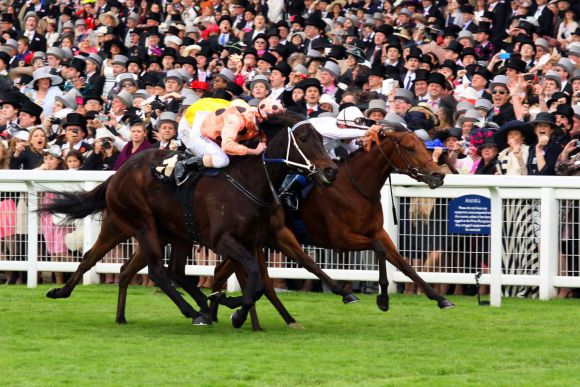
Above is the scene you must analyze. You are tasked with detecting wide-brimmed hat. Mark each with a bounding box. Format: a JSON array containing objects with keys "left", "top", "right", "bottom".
[
  {"left": 95, "top": 128, "right": 116, "bottom": 141},
  {"left": 43, "top": 144, "right": 63, "bottom": 158},
  {"left": 494, "top": 120, "right": 535, "bottom": 148},
  {"left": 530, "top": 112, "right": 558, "bottom": 129},
  {"left": 98, "top": 11, "right": 120, "bottom": 27},
  {"left": 28, "top": 67, "right": 63, "bottom": 89},
  {"left": 365, "top": 99, "right": 387, "bottom": 118},
  {"left": 437, "top": 127, "right": 463, "bottom": 142},
  {"left": 55, "top": 90, "right": 79, "bottom": 110},
  {"left": 489, "top": 75, "right": 509, "bottom": 90},
  {"left": 477, "top": 137, "right": 501, "bottom": 156},
  {"left": 319, "top": 94, "right": 340, "bottom": 116}
]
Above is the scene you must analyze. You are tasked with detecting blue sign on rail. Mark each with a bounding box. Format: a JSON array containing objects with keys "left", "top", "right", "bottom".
[{"left": 448, "top": 194, "right": 491, "bottom": 235}]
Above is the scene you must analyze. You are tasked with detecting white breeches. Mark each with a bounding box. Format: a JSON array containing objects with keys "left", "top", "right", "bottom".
[{"left": 178, "top": 112, "right": 230, "bottom": 168}]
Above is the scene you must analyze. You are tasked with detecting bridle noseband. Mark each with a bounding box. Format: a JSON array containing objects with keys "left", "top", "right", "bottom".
[
  {"left": 377, "top": 128, "right": 433, "bottom": 181},
  {"left": 262, "top": 119, "right": 317, "bottom": 175}
]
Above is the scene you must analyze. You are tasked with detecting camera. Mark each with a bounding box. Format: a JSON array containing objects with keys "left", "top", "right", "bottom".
[
  {"left": 102, "top": 139, "right": 112, "bottom": 149},
  {"left": 49, "top": 117, "right": 61, "bottom": 125},
  {"left": 150, "top": 100, "right": 167, "bottom": 110}
]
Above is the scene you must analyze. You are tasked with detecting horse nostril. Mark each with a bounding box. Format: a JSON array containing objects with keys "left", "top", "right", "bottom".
[{"left": 431, "top": 172, "right": 445, "bottom": 181}]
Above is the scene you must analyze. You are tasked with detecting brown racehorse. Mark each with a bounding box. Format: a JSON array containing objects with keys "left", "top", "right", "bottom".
[
  {"left": 38, "top": 112, "right": 339, "bottom": 328},
  {"left": 208, "top": 124, "right": 454, "bottom": 328}
]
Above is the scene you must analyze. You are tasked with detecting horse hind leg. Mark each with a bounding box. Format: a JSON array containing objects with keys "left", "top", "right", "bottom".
[
  {"left": 376, "top": 230, "right": 455, "bottom": 309},
  {"left": 46, "top": 216, "right": 128, "bottom": 299}
]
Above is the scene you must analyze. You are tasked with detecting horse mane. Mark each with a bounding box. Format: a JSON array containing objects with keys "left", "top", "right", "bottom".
[{"left": 258, "top": 111, "right": 307, "bottom": 143}]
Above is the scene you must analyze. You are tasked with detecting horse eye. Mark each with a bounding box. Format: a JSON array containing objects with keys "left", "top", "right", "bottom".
[
  {"left": 300, "top": 135, "right": 307, "bottom": 142},
  {"left": 406, "top": 146, "right": 415, "bottom": 152}
]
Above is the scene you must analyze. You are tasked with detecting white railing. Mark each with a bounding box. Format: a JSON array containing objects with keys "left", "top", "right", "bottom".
[{"left": 1, "top": 171, "right": 579, "bottom": 306}]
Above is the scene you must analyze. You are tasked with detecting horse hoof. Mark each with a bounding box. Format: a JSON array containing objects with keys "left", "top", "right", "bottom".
[
  {"left": 230, "top": 310, "right": 245, "bottom": 329},
  {"left": 192, "top": 314, "right": 211, "bottom": 326},
  {"left": 376, "top": 295, "right": 390, "bottom": 312},
  {"left": 116, "top": 317, "right": 127, "bottom": 325},
  {"left": 208, "top": 291, "right": 224, "bottom": 303},
  {"left": 46, "top": 288, "right": 65, "bottom": 299},
  {"left": 342, "top": 293, "right": 360, "bottom": 304},
  {"left": 438, "top": 299, "right": 455, "bottom": 309},
  {"left": 288, "top": 322, "right": 304, "bottom": 330}
]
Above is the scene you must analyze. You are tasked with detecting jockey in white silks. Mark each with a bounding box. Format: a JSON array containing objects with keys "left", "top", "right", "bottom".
[{"left": 175, "top": 97, "right": 284, "bottom": 185}]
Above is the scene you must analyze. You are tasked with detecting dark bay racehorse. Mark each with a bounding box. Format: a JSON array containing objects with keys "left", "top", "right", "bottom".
[
  {"left": 209, "top": 124, "right": 454, "bottom": 328},
  {"left": 39, "top": 112, "right": 338, "bottom": 328}
]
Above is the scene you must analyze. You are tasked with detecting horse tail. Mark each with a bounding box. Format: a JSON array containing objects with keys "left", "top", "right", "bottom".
[{"left": 37, "top": 177, "right": 112, "bottom": 223}]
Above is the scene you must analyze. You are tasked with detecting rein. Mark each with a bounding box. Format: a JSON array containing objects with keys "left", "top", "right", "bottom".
[{"left": 223, "top": 172, "right": 273, "bottom": 208}]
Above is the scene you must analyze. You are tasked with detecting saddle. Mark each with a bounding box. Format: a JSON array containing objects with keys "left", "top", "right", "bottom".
[{"left": 151, "top": 152, "right": 220, "bottom": 241}]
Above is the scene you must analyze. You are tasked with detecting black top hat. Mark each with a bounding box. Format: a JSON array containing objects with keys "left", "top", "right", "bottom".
[
  {"left": 66, "top": 57, "right": 86, "bottom": 73},
  {"left": 271, "top": 61, "right": 292, "bottom": 77},
  {"left": 505, "top": 57, "right": 526, "bottom": 73},
  {"left": 428, "top": 72, "right": 447, "bottom": 88},
  {"left": 243, "top": 47, "right": 258, "bottom": 59},
  {"left": 295, "top": 78, "right": 322, "bottom": 93},
  {"left": 375, "top": 24, "right": 394, "bottom": 37},
  {"left": 305, "top": 15, "right": 326, "bottom": 30},
  {"left": 1, "top": 13, "right": 13, "bottom": 23},
  {"left": 258, "top": 52, "right": 277, "bottom": 66},
  {"left": 289, "top": 14, "right": 305, "bottom": 27},
  {"left": 477, "top": 22, "right": 492, "bottom": 34},
  {"left": 442, "top": 25, "right": 461, "bottom": 38},
  {"left": 266, "top": 28, "right": 280, "bottom": 38},
  {"left": 414, "top": 69, "right": 430, "bottom": 82},
  {"left": 446, "top": 40, "right": 463, "bottom": 54},
  {"left": 127, "top": 55, "right": 144, "bottom": 67},
  {"left": 179, "top": 56, "right": 197, "bottom": 68},
  {"left": 0, "top": 90, "right": 26, "bottom": 109},
  {"left": 20, "top": 100, "right": 43, "bottom": 119},
  {"left": 406, "top": 46, "right": 423, "bottom": 61},
  {"left": 328, "top": 45, "right": 347, "bottom": 60},
  {"left": 494, "top": 120, "right": 535, "bottom": 148},
  {"left": 460, "top": 47, "right": 479, "bottom": 60},
  {"left": 460, "top": 4, "right": 475, "bottom": 14},
  {"left": 368, "top": 64, "right": 386, "bottom": 78},
  {"left": 471, "top": 65, "right": 492, "bottom": 81},
  {"left": 225, "top": 81, "right": 243, "bottom": 96},
  {"left": 146, "top": 12, "right": 162, "bottom": 22},
  {"left": 218, "top": 15, "right": 232, "bottom": 25},
  {"left": 162, "top": 47, "right": 178, "bottom": 59},
  {"left": 0, "top": 51, "right": 11, "bottom": 66},
  {"left": 62, "top": 112, "right": 87, "bottom": 133},
  {"left": 440, "top": 59, "right": 457, "bottom": 75},
  {"left": 310, "top": 37, "right": 329, "bottom": 51},
  {"left": 84, "top": 94, "right": 104, "bottom": 105},
  {"left": 145, "top": 26, "right": 161, "bottom": 37}
]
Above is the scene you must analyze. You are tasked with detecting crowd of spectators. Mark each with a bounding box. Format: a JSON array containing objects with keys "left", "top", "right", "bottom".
[{"left": 0, "top": 0, "right": 579, "bottom": 295}]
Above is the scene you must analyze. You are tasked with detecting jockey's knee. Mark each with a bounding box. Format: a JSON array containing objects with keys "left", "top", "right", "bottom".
[{"left": 208, "top": 155, "right": 230, "bottom": 168}]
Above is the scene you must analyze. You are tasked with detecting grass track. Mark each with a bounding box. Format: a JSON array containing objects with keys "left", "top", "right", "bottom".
[{"left": 1, "top": 285, "right": 579, "bottom": 386}]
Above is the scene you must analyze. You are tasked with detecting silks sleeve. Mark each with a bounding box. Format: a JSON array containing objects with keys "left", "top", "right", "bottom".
[{"left": 221, "top": 114, "right": 249, "bottom": 155}]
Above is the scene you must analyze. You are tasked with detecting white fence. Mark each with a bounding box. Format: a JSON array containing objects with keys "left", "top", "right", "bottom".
[{"left": 1, "top": 171, "right": 579, "bottom": 307}]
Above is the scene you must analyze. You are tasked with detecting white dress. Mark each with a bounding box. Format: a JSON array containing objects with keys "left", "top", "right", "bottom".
[{"left": 102, "top": 59, "right": 116, "bottom": 98}]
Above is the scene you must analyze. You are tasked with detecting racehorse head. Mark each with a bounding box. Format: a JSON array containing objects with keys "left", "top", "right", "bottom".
[
  {"left": 259, "top": 112, "right": 338, "bottom": 186},
  {"left": 378, "top": 123, "right": 445, "bottom": 189}
]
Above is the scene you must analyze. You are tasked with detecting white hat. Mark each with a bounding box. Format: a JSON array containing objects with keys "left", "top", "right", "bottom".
[
  {"left": 43, "top": 144, "right": 63, "bottom": 158},
  {"left": 164, "top": 35, "right": 183, "bottom": 46},
  {"left": 319, "top": 94, "right": 339, "bottom": 115},
  {"left": 95, "top": 128, "right": 116, "bottom": 141},
  {"left": 28, "top": 66, "right": 63, "bottom": 89},
  {"left": 337, "top": 106, "right": 365, "bottom": 126}
]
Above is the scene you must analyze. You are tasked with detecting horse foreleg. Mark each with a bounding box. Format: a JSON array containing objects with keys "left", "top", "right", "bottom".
[
  {"left": 375, "top": 229, "right": 455, "bottom": 309},
  {"left": 371, "top": 239, "right": 390, "bottom": 312},
  {"left": 117, "top": 247, "right": 146, "bottom": 324},
  {"left": 167, "top": 241, "right": 211, "bottom": 323},
  {"left": 214, "top": 233, "right": 264, "bottom": 329},
  {"left": 274, "top": 226, "right": 359, "bottom": 304},
  {"left": 208, "top": 259, "right": 231, "bottom": 322},
  {"left": 138, "top": 229, "right": 206, "bottom": 324},
  {"left": 46, "top": 216, "right": 128, "bottom": 299}
]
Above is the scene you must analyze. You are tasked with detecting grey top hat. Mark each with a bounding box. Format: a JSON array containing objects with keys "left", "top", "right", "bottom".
[
  {"left": 457, "top": 30, "right": 474, "bottom": 42},
  {"left": 394, "top": 88, "right": 415, "bottom": 104},
  {"left": 55, "top": 90, "right": 79, "bottom": 110},
  {"left": 569, "top": 44, "right": 580, "bottom": 57},
  {"left": 335, "top": 16, "right": 346, "bottom": 25},
  {"left": 4, "top": 39, "right": 17, "bottom": 50},
  {"left": 133, "top": 89, "right": 150, "bottom": 99},
  {"left": 294, "top": 64, "right": 309, "bottom": 75},
  {"left": 571, "top": 68, "right": 580, "bottom": 82},
  {"left": 164, "top": 69, "right": 184, "bottom": 85},
  {"left": 28, "top": 66, "right": 63, "bottom": 88},
  {"left": 127, "top": 13, "right": 139, "bottom": 22},
  {"left": 61, "top": 47, "right": 74, "bottom": 59},
  {"left": 115, "top": 90, "right": 134, "bottom": 107},
  {"left": 32, "top": 51, "right": 45, "bottom": 61},
  {"left": 87, "top": 53, "right": 103, "bottom": 67},
  {"left": 381, "top": 111, "right": 408, "bottom": 130},
  {"left": 182, "top": 94, "right": 200, "bottom": 107},
  {"left": 250, "top": 74, "right": 271, "bottom": 90},
  {"left": 457, "top": 109, "right": 482, "bottom": 127},
  {"left": 215, "top": 68, "right": 235, "bottom": 83},
  {"left": 535, "top": 38, "right": 549, "bottom": 52},
  {"left": 556, "top": 58, "right": 574, "bottom": 75},
  {"left": 156, "top": 111, "right": 177, "bottom": 128},
  {"left": 544, "top": 70, "right": 562, "bottom": 88},
  {"left": 320, "top": 61, "right": 340, "bottom": 79},
  {"left": 306, "top": 49, "right": 324, "bottom": 60},
  {"left": 373, "top": 12, "right": 383, "bottom": 20},
  {"left": 111, "top": 55, "right": 129, "bottom": 66},
  {"left": 62, "top": 21, "right": 75, "bottom": 30},
  {"left": 24, "top": 11, "right": 39, "bottom": 21},
  {"left": 400, "top": 8, "right": 413, "bottom": 17},
  {"left": 489, "top": 75, "right": 509, "bottom": 90},
  {"left": 474, "top": 98, "right": 493, "bottom": 113},
  {"left": 453, "top": 101, "right": 475, "bottom": 121},
  {"left": 365, "top": 99, "right": 387, "bottom": 117}
]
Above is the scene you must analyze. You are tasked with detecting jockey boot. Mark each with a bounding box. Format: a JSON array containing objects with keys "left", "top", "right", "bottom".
[
  {"left": 174, "top": 156, "right": 204, "bottom": 186},
  {"left": 279, "top": 174, "right": 307, "bottom": 211}
]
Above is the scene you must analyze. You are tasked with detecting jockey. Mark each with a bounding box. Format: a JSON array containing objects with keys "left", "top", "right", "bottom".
[
  {"left": 280, "top": 106, "right": 380, "bottom": 210},
  {"left": 174, "top": 97, "right": 284, "bottom": 185}
]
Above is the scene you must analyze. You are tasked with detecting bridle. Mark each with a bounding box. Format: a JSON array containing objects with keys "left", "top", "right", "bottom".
[
  {"left": 261, "top": 119, "right": 317, "bottom": 175},
  {"left": 376, "top": 127, "right": 433, "bottom": 181}
]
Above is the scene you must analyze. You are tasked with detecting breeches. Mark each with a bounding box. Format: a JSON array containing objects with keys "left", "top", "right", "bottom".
[{"left": 178, "top": 116, "right": 230, "bottom": 168}]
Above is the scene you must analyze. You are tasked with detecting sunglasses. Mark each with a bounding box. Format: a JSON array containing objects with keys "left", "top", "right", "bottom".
[{"left": 491, "top": 89, "right": 507, "bottom": 95}]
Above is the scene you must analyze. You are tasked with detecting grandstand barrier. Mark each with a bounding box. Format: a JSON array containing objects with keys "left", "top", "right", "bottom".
[{"left": 1, "top": 170, "right": 579, "bottom": 307}]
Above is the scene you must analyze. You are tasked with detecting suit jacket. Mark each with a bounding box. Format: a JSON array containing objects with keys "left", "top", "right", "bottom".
[
  {"left": 21, "top": 31, "right": 46, "bottom": 52},
  {"left": 85, "top": 72, "right": 105, "bottom": 98},
  {"left": 488, "top": 103, "right": 515, "bottom": 127},
  {"left": 533, "top": 6, "right": 555, "bottom": 37},
  {"left": 489, "top": 1, "right": 510, "bottom": 38},
  {"left": 462, "top": 21, "right": 478, "bottom": 34},
  {"left": 208, "top": 33, "right": 239, "bottom": 55},
  {"left": 242, "top": 30, "right": 266, "bottom": 46},
  {"left": 423, "top": 5, "right": 444, "bottom": 27}
]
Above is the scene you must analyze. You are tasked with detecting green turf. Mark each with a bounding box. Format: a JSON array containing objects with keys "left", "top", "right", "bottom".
[{"left": 0, "top": 285, "right": 579, "bottom": 386}]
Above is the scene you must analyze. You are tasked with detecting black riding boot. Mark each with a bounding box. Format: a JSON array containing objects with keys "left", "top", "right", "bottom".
[
  {"left": 174, "top": 156, "right": 205, "bottom": 186},
  {"left": 279, "top": 174, "right": 307, "bottom": 211}
]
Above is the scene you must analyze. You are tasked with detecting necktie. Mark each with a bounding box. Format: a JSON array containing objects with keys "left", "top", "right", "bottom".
[
  {"left": 219, "top": 34, "right": 226, "bottom": 45},
  {"left": 405, "top": 75, "right": 412, "bottom": 90},
  {"left": 429, "top": 100, "right": 437, "bottom": 108},
  {"left": 308, "top": 108, "right": 314, "bottom": 116}
]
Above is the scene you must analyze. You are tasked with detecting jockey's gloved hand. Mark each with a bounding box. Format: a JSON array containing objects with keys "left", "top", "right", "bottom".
[{"left": 335, "top": 146, "right": 349, "bottom": 161}]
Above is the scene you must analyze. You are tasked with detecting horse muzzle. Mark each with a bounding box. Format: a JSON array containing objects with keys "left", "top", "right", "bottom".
[
  {"left": 426, "top": 172, "right": 445, "bottom": 189},
  {"left": 316, "top": 166, "right": 338, "bottom": 187}
]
